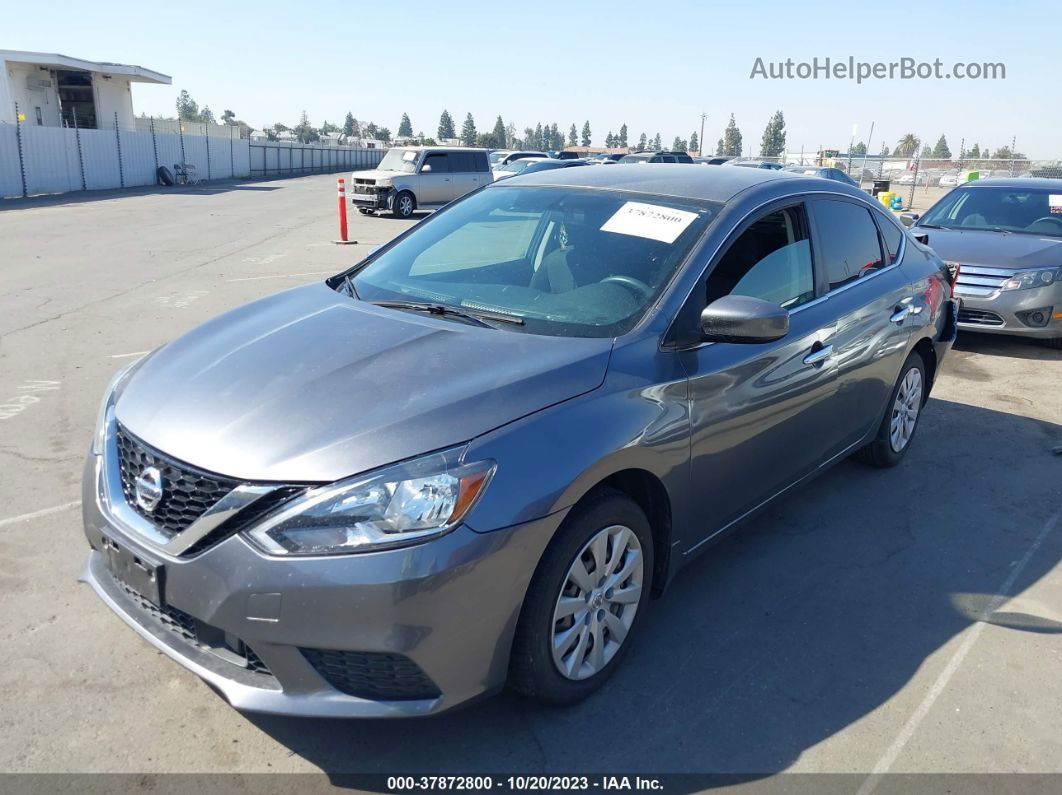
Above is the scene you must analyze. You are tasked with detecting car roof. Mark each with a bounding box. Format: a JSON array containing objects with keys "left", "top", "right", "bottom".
[
  {"left": 496, "top": 162, "right": 837, "bottom": 202},
  {"left": 961, "top": 177, "right": 1062, "bottom": 190}
]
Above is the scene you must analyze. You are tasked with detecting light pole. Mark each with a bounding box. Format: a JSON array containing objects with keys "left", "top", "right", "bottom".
[{"left": 699, "top": 112, "right": 706, "bottom": 157}]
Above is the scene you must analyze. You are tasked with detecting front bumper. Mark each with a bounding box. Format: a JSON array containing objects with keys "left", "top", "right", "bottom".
[
  {"left": 956, "top": 283, "right": 1062, "bottom": 339},
  {"left": 349, "top": 188, "right": 391, "bottom": 210},
  {"left": 79, "top": 452, "right": 563, "bottom": 718}
]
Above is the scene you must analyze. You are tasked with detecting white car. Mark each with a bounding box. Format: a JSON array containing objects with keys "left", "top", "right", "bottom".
[
  {"left": 488, "top": 150, "right": 550, "bottom": 169},
  {"left": 348, "top": 147, "right": 491, "bottom": 218}
]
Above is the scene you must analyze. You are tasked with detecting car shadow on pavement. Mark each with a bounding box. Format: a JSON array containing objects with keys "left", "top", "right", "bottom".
[
  {"left": 952, "top": 331, "right": 1062, "bottom": 362},
  {"left": 244, "top": 397, "right": 1062, "bottom": 787}
]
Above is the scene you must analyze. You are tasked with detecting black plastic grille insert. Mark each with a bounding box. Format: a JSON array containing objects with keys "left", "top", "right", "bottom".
[{"left": 301, "top": 648, "right": 441, "bottom": 701}]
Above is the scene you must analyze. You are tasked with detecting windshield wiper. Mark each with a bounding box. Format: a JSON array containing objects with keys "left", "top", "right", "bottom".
[
  {"left": 367, "top": 300, "right": 524, "bottom": 327},
  {"left": 342, "top": 274, "right": 359, "bottom": 298}
]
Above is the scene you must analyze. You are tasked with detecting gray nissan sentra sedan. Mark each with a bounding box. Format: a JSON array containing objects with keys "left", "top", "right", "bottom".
[{"left": 81, "top": 165, "right": 958, "bottom": 718}]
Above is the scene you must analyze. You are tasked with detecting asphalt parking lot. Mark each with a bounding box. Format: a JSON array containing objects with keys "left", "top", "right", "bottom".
[{"left": 1, "top": 174, "right": 1060, "bottom": 782}]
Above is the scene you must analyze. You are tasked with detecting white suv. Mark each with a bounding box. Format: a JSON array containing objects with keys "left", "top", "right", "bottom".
[{"left": 349, "top": 147, "right": 492, "bottom": 218}]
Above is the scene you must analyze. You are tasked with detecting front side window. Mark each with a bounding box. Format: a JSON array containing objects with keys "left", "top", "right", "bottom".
[
  {"left": 422, "top": 154, "right": 450, "bottom": 173},
  {"left": 813, "top": 200, "right": 885, "bottom": 291},
  {"left": 707, "top": 206, "right": 815, "bottom": 309},
  {"left": 919, "top": 187, "right": 1062, "bottom": 237},
  {"left": 348, "top": 187, "right": 720, "bottom": 337}
]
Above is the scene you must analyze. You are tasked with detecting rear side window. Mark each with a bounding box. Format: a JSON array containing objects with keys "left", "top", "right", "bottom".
[
  {"left": 449, "top": 152, "right": 475, "bottom": 173},
  {"left": 813, "top": 200, "right": 885, "bottom": 290},
  {"left": 422, "top": 154, "right": 450, "bottom": 173},
  {"left": 875, "top": 214, "right": 904, "bottom": 263},
  {"left": 473, "top": 151, "right": 489, "bottom": 172}
]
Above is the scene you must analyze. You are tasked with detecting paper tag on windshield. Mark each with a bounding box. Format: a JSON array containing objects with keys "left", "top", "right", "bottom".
[
  {"left": 1050, "top": 195, "right": 1062, "bottom": 214},
  {"left": 600, "top": 202, "right": 698, "bottom": 244},
  {"left": 402, "top": 150, "right": 417, "bottom": 161}
]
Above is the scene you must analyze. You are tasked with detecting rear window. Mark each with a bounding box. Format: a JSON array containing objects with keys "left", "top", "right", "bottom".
[
  {"left": 875, "top": 214, "right": 905, "bottom": 263},
  {"left": 813, "top": 200, "right": 885, "bottom": 290}
]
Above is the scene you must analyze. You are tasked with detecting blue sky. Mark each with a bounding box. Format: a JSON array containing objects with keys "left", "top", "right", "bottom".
[{"left": 7, "top": 0, "right": 1060, "bottom": 156}]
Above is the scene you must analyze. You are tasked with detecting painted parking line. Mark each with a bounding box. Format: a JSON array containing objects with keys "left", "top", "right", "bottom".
[
  {"left": 856, "top": 505, "right": 1061, "bottom": 794},
  {"left": 109, "top": 351, "right": 149, "bottom": 359},
  {"left": 0, "top": 500, "right": 81, "bottom": 530}
]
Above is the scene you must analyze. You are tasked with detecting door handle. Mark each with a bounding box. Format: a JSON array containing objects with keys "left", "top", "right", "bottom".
[
  {"left": 890, "top": 305, "right": 911, "bottom": 324},
  {"left": 803, "top": 344, "right": 833, "bottom": 366}
]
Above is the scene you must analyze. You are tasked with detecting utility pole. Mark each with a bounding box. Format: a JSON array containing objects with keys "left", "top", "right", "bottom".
[
  {"left": 858, "top": 121, "right": 874, "bottom": 186},
  {"left": 699, "top": 112, "right": 706, "bottom": 157}
]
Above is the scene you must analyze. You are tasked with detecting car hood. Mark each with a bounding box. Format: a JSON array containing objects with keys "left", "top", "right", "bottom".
[
  {"left": 115, "top": 282, "right": 613, "bottom": 483},
  {"left": 918, "top": 226, "right": 1062, "bottom": 269},
  {"left": 349, "top": 169, "right": 406, "bottom": 182}
]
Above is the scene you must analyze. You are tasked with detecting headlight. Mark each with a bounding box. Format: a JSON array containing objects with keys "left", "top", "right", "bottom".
[
  {"left": 243, "top": 447, "right": 495, "bottom": 556},
  {"left": 90, "top": 357, "right": 148, "bottom": 455},
  {"left": 1002, "top": 268, "right": 1061, "bottom": 291},
  {"left": 375, "top": 178, "right": 393, "bottom": 188}
]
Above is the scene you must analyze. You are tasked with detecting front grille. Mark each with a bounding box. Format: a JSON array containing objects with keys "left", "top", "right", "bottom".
[
  {"left": 301, "top": 648, "right": 441, "bottom": 701},
  {"left": 958, "top": 308, "right": 1006, "bottom": 326},
  {"left": 116, "top": 425, "right": 240, "bottom": 537},
  {"left": 954, "top": 264, "right": 1012, "bottom": 298},
  {"left": 112, "top": 575, "right": 274, "bottom": 678}
]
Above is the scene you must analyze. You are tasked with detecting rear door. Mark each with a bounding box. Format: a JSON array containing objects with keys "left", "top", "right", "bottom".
[
  {"left": 804, "top": 196, "right": 917, "bottom": 452},
  {"left": 418, "top": 153, "right": 454, "bottom": 205},
  {"left": 449, "top": 151, "right": 489, "bottom": 199}
]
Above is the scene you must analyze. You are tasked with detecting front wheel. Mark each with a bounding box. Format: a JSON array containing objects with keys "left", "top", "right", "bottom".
[
  {"left": 391, "top": 191, "right": 415, "bottom": 218},
  {"left": 509, "top": 489, "right": 653, "bottom": 705},
  {"left": 855, "top": 351, "right": 926, "bottom": 468}
]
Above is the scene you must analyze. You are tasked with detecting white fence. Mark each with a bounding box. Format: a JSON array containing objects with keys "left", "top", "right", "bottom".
[{"left": 0, "top": 120, "right": 387, "bottom": 199}]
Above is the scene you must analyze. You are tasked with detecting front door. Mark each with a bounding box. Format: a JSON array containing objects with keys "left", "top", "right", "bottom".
[
  {"left": 418, "top": 153, "right": 454, "bottom": 205},
  {"left": 680, "top": 203, "right": 843, "bottom": 546}
]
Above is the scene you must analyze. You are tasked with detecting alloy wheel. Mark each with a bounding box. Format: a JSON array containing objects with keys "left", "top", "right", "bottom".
[
  {"left": 889, "top": 367, "right": 923, "bottom": 453},
  {"left": 398, "top": 195, "right": 413, "bottom": 216},
  {"left": 551, "top": 524, "right": 643, "bottom": 681}
]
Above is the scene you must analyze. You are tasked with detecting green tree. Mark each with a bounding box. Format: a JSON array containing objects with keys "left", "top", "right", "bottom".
[
  {"left": 523, "top": 127, "right": 535, "bottom": 148},
  {"left": 758, "top": 110, "right": 785, "bottom": 156},
  {"left": 199, "top": 105, "right": 215, "bottom": 124},
  {"left": 378, "top": 127, "right": 392, "bottom": 143},
  {"left": 605, "top": 132, "right": 615, "bottom": 148},
  {"left": 581, "top": 120, "right": 592, "bottom": 147},
  {"left": 919, "top": 144, "right": 932, "bottom": 158},
  {"left": 364, "top": 122, "right": 378, "bottom": 139},
  {"left": 968, "top": 143, "right": 981, "bottom": 158},
  {"left": 549, "top": 122, "right": 561, "bottom": 150},
  {"left": 689, "top": 131, "right": 699, "bottom": 154},
  {"left": 175, "top": 90, "right": 200, "bottom": 121},
  {"left": 721, "top": 114, "right": 743, "bottom": 157},
  {"left": 851, "top": 141, "right": 867, "bottom": 155},
  {"left": 293, "top": 110, "right": 319, "bottom": 143},
  {"left": 489, "top": 116, "right": 507, "bottom": 148},
  {"left": 618, "top": 124, "right": 628, "bottom": 148},
  {"left": 438, "top": 110, "right": 456, "bottom": 140},
  {"left": 895, "top": 133, "right": 920, "bottom": 157},
  {"left": 881, "top": 145, "right": 890, "bottom": 156},
  {"left": 343, "top": 112, "right": 355, "bottom": 136},
  {"left": 673, "top": 137, "right": 689, "bottom": 152},
  {"left": 460, "top": 113, "right": 477, "bottom": 146},
  {"left": 398, "top": 113, "right": 413, "bottom": 137},
  {"left": 652, "top": 133, "right": 662, "bottom": 151},
  {"left": 716, "top": 138, "right": 724, "bottom": 156},
  {"left": 568, "top": 124, "right": 578, "bottom": 147},
  {"left": 221, "top": 109, "right": 236, "bottom": 125},
  {"left": 931, "top": 134, "right": 951, "bottom": 158},
  {"left": 320, "top": 120, "right": 339, "bottom": 134},
  {"left": 637, "top": 132, "right": 647, "bottom": 152},
  {"left": 534, "top": 123, "right": 544, "bottom": 150}
]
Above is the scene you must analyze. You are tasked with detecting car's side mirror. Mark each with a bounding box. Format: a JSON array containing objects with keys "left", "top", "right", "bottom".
[
  {"left": 421, "top": 164, "right": 432, "bottom": 173},
  {"left": 899, "top": 212, "right": 919, "bottom": 227},
  {"left": 700, "top": 295, "right": 789, "bottom": 344}
]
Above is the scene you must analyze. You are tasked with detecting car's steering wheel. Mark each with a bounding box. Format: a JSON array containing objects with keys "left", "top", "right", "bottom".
[
  {"left": 600, "top": 275, "right": 653, "bottom": 299},
  {"left": 1029, "top": 216, "right": 1062, "bottom": 231}
]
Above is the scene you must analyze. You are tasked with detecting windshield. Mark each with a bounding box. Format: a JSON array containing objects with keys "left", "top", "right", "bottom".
[
  {"left": 920, "top": 186, "right": 1062, "bottom": 237},
  {"left": 377, "top": 149, "right": 420, "bottom": 173},
  {"left": 347, "top": 186, "right": 719, "bottom": 337},
  {"left": 619, "top": 155, "right": 650, "bottom": 163},
  {"left": 488, "top": 151, "right": 510, "bottom": 166}
]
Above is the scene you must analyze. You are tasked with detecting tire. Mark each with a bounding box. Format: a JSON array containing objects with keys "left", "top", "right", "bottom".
[
  {"left": 509, "top": 488, "right": 654, "bottom": 705},
  {"left": 391, "top": 191, "right": 415, "bottom": 218},
  {"left": 156, "top": 166, "right": 174, "bottom": 186},
  {"left": 855, "top": 351, "right": 927, "bottom": 468},
  {"left": 357, "top": 207, "right": 373, "bottom": 215}
]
